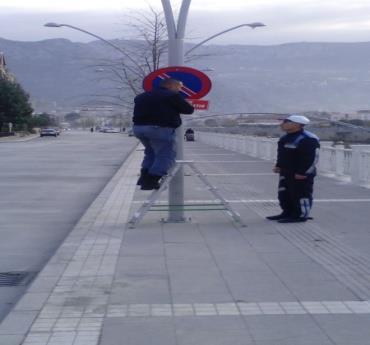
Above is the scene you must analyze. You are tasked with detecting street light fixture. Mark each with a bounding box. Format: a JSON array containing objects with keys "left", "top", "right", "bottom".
[
  {"left": 44, "top": 22, "right": 143, "bottom": 72},
  {"left": 185, "top": 22, "right": 266, "bottom": 56}
]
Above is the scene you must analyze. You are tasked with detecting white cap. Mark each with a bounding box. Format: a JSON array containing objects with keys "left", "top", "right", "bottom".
[{"left": 285, "top": 114, "right": 310, "bottom": 125}]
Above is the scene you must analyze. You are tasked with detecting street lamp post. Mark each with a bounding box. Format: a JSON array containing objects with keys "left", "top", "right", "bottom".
[
  {"left": 161, "top": 1, "right": 265, "bottom": 222},
  {"left": 161, "top": 0, "right": 191, "bottom": 222}
]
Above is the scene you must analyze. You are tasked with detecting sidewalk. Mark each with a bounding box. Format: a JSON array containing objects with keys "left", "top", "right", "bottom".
[
  {"left": 1, "top": 140, "right": 370, "bottom": 345},
  {"left": 0, "top": 133, "right": 39, "bottom": 143}
]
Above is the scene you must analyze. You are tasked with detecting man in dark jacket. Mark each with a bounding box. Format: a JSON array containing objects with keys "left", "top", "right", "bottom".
[
  {"left": 266, "top": 115, "right": 320, "bottom": 223},
  {"left": 133, "top": 78, "right": 194, "bottom": 190}
]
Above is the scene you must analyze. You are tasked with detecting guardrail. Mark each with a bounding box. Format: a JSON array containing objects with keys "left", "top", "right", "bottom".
[{"left": 197, "top": 132, "right": 370, "bottom": 187}]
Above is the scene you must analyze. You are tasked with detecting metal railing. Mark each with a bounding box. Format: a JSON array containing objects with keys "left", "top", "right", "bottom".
[{"left": 197, "top": 132, "right": 370, "bottom": 187}]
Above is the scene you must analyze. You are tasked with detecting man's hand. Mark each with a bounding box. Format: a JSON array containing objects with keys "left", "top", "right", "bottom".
[
  {"left": 273, "top": 166, "right": 280, "bottom": 173},
  {"left": 294, "top": 174, "right": 307, "bottom": 180}
]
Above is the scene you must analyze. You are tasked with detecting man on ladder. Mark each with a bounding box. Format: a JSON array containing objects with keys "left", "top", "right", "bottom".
[{"left": 132, "top": 78, "right": 194, "bottom": 190}]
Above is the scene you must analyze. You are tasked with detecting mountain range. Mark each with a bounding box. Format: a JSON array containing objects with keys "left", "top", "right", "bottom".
[{"left": 1, "top": 37, "right": 370, "bottom": 114}]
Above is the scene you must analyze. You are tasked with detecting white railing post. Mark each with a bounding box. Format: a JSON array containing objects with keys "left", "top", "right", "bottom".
[
  {"left": 350, "top": 145, "right": 370, "bottom": 185},
  {"left": 335, "top": 149, "right": 345, "bottom": 176}
]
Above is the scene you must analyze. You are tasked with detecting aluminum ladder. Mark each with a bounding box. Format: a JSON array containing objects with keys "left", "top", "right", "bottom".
[{"left": 128, "top": 160, "right": 246, "bottom": 228}]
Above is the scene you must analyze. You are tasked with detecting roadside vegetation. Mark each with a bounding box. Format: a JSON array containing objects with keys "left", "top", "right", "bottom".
[{"left": 0, "top": 77, "right": 33, "bottom": 135}]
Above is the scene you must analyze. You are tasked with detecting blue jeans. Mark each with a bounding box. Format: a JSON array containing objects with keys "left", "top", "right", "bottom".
[{"left": 133, "top": 125, "right": 176, "bottom": 176}]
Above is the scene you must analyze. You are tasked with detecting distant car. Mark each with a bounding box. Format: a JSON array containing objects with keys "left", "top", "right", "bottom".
[
  {"left": 105, "top": 128, "right": 120, "bottom": 133},
  {"left": 54, "top": 128, "right": 61, "bottom": 136},
  {"left": 99, "top": 127, "right": 120, "bottom": 133},
  {"left": 40, "top": 128, "right": 58, "bottom": 137},
  {"left": 127, "top": 128, "right": 134, "bottom": 136}
]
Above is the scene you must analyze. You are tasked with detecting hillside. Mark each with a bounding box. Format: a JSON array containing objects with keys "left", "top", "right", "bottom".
[{"left": 1, "top": 37, "right": 370, "bottom": 113}]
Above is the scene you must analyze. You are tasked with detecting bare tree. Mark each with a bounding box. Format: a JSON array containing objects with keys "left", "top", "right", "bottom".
[{"left": 89, "top": 6, "right": 168, "bottom": 109}]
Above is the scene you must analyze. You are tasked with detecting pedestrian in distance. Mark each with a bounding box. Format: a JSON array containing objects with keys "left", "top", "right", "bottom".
[
  {"left": 132, "top": 78, "right": 194, "bottom": 190},
  {"left": 184, "top": 128, "right": 195, "bottom": 141},
  {"left": 266, "top": 114, "right": 320, "bottom": 223}
]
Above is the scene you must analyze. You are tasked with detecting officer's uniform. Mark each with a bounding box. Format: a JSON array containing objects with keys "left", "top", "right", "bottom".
[{"left": 276, "top": 127, "right": 320, "bottom": 220}]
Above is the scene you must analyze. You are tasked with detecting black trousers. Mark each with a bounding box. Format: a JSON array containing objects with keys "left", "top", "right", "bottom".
[{"left": 278, "top": 174, "right": 314, "bottom": 219}]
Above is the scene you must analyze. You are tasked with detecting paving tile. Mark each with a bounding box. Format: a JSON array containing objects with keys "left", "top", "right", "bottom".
[
  {"left": 107, "top": 304, "right": 128, "bottom": 318},
  {"left": 237, "top": 302, "right": 262, "bottom": 315},
  {"left": 150, "top": 304, "right": 173, "bottom": 317},
  {"left": 279, "top": 302, "right": 306, "bottom": 314},
  {"left": 0, "top": 311, "right": 38, "bottom": 335},
  {"left": 301, "top": 302, "right": 329, "bottom": 314},
  {"left": 215, "top": 303, "right": 239, "bottom": 315},
  {"left": 0, "top": 335, "right": 26, "bottom": 345},
  {"left": 128, "top": 304, "right": 150, "bottom": 317},
  {"left": 344, "top": 301, "right": 370, "bottom": 313},
  {"left": 193, "top": 303, "right": 217, "bottom": 316},
  {"left": 100, "top": 318, "right": 176, "bottom": 345},
  {"left": 173, "top": 304, "right": 194, "bottom": 316},
  {"left": 245, "top": 315, "right": 331, "bottom": 343},
  {"left": 313, "top": 315, "right": 370, "bottom": 345},
  {"left": 14, "top": 293, "right": 50, "bottom": 311},
  {"left": 23, "top": 333, "right": 51, "bottom": 345},
  {"left": 258, "top": 302, "right": 285, "bottom": 315},
  {"left": 321, "top": 301, "right": 352, "bottom": 314}
]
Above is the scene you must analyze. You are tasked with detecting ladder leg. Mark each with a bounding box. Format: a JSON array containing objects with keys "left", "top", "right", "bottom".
[
  {"left": 187, "top": 162, "right": 247, "bottom": 227},
  {"left": 128, "top": 164, "right": 181, "bottom": 228}
]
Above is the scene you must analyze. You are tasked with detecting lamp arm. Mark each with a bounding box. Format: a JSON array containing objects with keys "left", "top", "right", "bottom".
[
  {"left": 185, "top": 24, "right": 250, "bottom": 56},
  {"left": 60, "top": 24, "right": 144, "bottom": 73}
]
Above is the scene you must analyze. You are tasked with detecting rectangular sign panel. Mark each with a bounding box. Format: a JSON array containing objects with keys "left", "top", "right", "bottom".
[{"left": 188, "top": 99, "right": 209, "bottom": 110}]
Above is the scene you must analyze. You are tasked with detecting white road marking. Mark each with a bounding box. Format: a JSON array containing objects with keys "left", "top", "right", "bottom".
[
  {"left": 106, "top": 301, "right": 370, "bottom": 317},
  {"left": 190, "top": 160, "right": 269, "bottom": 163},
  {"left": 133, "top": 199, "right": 370, "bottom": 204}
]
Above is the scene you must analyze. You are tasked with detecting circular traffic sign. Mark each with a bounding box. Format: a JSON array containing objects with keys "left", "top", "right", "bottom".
[{"left": 143, "top": 66, "right": 212, "bottom": 99}]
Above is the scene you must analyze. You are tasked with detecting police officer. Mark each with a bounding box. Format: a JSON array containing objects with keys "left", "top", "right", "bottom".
[{"left": 266, "top": 115, "right": 320, "bottom": 223}]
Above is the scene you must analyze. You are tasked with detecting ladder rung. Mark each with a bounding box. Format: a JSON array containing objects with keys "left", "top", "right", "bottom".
[
  {"left": 150, "top": 203, "right": 225, "bottom": 207},
  {"left": 148, "top": 207, "right": 228, "bottom": 212}
]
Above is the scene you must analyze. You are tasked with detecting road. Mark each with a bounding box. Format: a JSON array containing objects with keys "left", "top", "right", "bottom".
[{"left": 0, "top": 130, "right": 137, "bottom": 321}]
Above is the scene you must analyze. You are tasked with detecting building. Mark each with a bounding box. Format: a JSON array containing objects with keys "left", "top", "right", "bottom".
[
  {"left": 356, "top": 110, "right": 370, "bottom": 121},
  {"left": 0, "top": 52, "right": 15, "bottom": 82}
]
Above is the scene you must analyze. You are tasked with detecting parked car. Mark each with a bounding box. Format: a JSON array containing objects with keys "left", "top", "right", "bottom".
[{"left": 40, "top": 128, "right": 58, "bottom": 137}]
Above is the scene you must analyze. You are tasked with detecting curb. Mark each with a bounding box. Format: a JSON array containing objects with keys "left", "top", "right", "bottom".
[{"left": 0, "top": 134, "right": 39, "bottom": 143}]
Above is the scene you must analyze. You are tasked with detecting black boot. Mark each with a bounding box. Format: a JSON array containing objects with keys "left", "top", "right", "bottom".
[
  {"left": 140, "top": 174, "right": 162, "bottom": 190},
  {"left": 137, "top": 169, "right": 148, "bottom": 186},
  {"left": 266, "top": 212, "right": 290, "bottom": 220}
]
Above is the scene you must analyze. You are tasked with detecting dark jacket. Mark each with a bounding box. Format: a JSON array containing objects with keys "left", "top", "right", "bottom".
[
  {"left": 276, "top": 129, "right": 320, "bottom": 176},
  {"left": 133, "top": 87, "right": 194, "bottom": 128}
]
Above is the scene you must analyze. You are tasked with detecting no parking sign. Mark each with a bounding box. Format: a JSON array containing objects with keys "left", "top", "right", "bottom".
[{"left": 143, "top": 66, "right": 212, "bottom": 101}]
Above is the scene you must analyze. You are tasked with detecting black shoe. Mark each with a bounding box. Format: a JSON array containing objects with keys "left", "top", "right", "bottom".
[
  {"left": 277, "top": 217, "right": 307, "bottom": 223},
  {"left": 140, "top": 174, "right": 162, "bottom": 190},
  {"left": 136, "top": 169, "right": 148, "bottom": 186},
  {"left": 266, "top": 213, "right": 290, "bottom": 220}
]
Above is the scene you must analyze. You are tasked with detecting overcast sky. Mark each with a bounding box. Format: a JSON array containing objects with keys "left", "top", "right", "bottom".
[{"left": 1, "top": 0, "right": 370, "bottom": 45}]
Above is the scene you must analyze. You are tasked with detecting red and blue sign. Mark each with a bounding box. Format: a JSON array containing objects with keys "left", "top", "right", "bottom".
[{"left": 143, "top": 66, "right": 212, "bottom": 100}]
